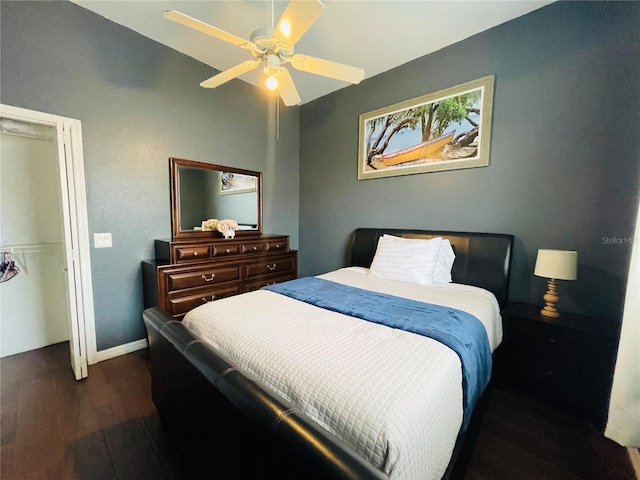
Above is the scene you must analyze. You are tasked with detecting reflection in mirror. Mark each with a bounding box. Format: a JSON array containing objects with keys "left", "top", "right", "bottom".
[
  {"left": 170, "top": 158, "right": 262, "bottom": 240},
  {"left": 178, "top": 168, "right": 258, "bottom": 230}
]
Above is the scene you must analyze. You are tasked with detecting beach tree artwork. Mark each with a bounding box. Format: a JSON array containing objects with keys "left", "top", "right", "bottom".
[
  {"left": 358, "top": 75, "right": 494, "bottom": 180},
  {"left": 219, "top": 171, "right": 257, "bottom": 195}
]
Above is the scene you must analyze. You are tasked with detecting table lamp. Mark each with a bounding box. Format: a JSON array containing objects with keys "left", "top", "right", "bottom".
[{"left": 534, "top": 249, "right": 578, "bottom": 318}]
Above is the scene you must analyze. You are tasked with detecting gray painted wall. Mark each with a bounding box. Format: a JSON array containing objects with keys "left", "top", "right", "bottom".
[
  {"left": 299, "top": 1, "right": 639, "bottom": 323},
  {"left": 2, "top": 1, "right": 638, "bottom": 351},
  {"left": 1, "top": 1, "right": 300, "bottom": 350}
]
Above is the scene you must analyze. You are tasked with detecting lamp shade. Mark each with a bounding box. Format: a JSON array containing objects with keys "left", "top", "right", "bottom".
[{"left": 534, "top": 249, "right": 578, "bottom": 280}]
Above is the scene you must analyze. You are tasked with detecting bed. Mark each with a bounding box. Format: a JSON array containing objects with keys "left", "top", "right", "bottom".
[{"left": 143, "top": 228, "right": 513, "bottom": 479}]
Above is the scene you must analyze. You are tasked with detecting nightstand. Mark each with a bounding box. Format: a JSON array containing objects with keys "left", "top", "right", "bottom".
[{"left": 497, "top": 302, "right": 619, "bottom": 429}]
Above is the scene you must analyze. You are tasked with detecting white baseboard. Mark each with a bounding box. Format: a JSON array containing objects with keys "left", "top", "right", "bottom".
[{"left": 93, "top": 338, "right": 148, "bottom": 363}]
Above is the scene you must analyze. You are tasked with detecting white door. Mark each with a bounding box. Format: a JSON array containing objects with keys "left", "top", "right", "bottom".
[{"left": 0, "top": 104, "right": 96, "bottom": 379}]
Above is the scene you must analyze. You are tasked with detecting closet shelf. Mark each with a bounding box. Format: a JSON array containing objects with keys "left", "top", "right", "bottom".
[{"left": 1, "top": 242, "right": 63, "bottom": 254}]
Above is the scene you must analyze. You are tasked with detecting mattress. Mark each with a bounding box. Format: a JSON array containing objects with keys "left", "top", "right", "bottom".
[{"left": 183, "top": 267, "right": 502, "bottom": 479}]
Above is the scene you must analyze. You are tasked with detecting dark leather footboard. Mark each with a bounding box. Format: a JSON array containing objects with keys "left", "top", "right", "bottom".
[{"left": 144, "top": 307, "right": 388, "bottom": 480}]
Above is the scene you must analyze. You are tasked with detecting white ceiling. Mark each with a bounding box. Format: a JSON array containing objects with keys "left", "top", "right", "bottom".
[{"left": 71, "top": 0, "right": 554, "bottom": 105}]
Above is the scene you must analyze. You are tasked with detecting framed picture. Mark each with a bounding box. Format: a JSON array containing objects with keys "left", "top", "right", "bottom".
[
  {"left": 219, "top": 171, "right": 257, "bottom": 195},
  {"left": 358, "top": 75, "right": 494, "bottom": 180}
]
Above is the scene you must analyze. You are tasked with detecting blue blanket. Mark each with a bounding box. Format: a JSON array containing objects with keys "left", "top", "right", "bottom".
[{"left": 263, "top": 277, "right": 492, "bottom": 430}]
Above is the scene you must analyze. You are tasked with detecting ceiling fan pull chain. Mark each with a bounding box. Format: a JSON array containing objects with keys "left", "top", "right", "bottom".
[{"left": 276, "top": 92, "right": 280, "bottom": 141}]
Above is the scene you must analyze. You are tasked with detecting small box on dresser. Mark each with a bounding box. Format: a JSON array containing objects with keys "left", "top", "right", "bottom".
[
  {"left": 142, "top": 234, "right": 297, "bottom": 320},
  {"left": 497, "top": 302, "right": 619, "bottom": 430}
]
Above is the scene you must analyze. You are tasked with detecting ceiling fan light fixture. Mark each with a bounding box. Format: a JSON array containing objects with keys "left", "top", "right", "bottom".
[
  {"left": 264, "top": 53, "right": 281, "bottom": 90},
  {"left": 264, "top": 53, "right": 280, "bottom": 72},
  {"left": 265, "top": 75, "right": 279, "bottom": 91}
]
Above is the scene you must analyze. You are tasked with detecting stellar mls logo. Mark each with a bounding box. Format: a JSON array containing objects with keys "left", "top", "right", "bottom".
[{"left": 602, "top": 236, "right": 634, "bottom": 245}]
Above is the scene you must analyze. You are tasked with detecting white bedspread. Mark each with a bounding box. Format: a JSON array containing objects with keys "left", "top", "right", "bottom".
[{"left": 183, "top": 267, "right": 502, "bottom": 479}]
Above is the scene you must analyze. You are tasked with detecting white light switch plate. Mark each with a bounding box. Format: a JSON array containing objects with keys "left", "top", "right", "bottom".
[{"left": 94, "top": 233, "right": 112, "bottom": 248}]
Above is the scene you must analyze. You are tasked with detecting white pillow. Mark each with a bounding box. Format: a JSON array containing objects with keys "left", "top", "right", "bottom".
[
  {"left": 369, "top": 235, "right": 442, "bottom": 285},
  {"left": 433, "top": 239, "right": 456, "bottom": 285},
  {"left": 372, "top": 235, "right": 456, "bottom": 285}
]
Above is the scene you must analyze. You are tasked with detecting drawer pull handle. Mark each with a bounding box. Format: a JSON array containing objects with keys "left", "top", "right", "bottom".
[
  {"left": 201, "top": 295, "right": 216, "bottom": 303},
  {"left": 193, "top": 252, "right": 198, "bottom": 256},
  {"left": 275, "top": 244, "right": 281, "bottom": 249},
  {"left": 267, "top": 264, "right": 277, "bottom": 271},
  {"left": 252, "top": 246, "right": 258, "bottom": 251},
  {"left": 201, "top": 274, "right": 216, "bottom": 282},
  {"left": 225, "top": 249, "right": 231, "bottom": 254},
  {"left": 549, "top": 338, "right": 556, "bottom": 343}
]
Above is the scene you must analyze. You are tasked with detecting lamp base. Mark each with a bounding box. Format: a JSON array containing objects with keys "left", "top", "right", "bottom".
[
  {"left": 540, "top": 278, "right": 561, "bottom": 318},
  {"left": 540, "top": 305, "right": 561, "bottom": 318}
]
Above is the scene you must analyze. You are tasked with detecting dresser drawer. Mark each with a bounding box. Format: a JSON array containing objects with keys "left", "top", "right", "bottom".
[
  {"left": 244, "top": 254, "right": 295, "bottom": 278},
  {"left": 165, "top": 265, "right": 242, "bottom": 292},
  {"left": 166, "top": 285, "right": 242, "bottom": 316},
  {"left": 245, "top": 273, "right": 297, "bottom": 292},
  {"left": 266, "top": 239, "right": 287, "bottom": 252},
  {"left": 241, "top": 241, "right": 269, "bottom": 254},
  {"left": 173, "top": 245, "right": 211, "bottom": 262},
  {"left": 501, "top": 319, "right": 567, "bottom": 383},
  {"left": 212, "top": 242, "right": 241, "bottom": 257}
]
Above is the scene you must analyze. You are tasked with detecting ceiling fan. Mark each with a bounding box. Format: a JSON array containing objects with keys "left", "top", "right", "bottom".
[{"left": 164, "top": 0, "right": 365, "bottom": 106}]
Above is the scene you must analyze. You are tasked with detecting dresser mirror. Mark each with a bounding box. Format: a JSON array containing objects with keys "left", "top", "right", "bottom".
[{"left": 170, "top": 157, "right": 262, "bottom": 240}]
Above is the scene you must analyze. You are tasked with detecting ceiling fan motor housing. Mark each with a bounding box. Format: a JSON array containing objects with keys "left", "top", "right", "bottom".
[{"left": 250, "top": 27, "right": 293, "bottom": 57}]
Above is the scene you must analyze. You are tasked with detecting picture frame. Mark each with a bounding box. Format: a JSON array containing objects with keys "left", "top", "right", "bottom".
[
  {"left": 219, "top": 171, "right": 257, "bottom": 195},
  {"left": 358, "top": 75, "right": 494, "bottom": 180}
]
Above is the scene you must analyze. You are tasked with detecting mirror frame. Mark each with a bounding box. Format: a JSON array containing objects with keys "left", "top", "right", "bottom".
[{"left": 170, "top": 157, "right": 263, "bottom": 240}]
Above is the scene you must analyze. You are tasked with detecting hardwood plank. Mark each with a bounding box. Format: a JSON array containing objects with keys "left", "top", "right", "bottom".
[
  {"left": 0, "top": 442, "right": 17, "bottom": 479},
  {"left": 57, "top": 429, "right": 116, "bottom": 480},
  {"left": 1, "top": 393, "right": 18, "bottom": 446},
  {"left": 481, "top": 407, "right": 590, "bottom": 473},
  {"left": 465, "top": 449, "right": 533, "bottom": 480},
  {"left": 51, "top": 369, "right": 115, "bottom": 479},
  {"left": 95, "top": 393, "right": 169, "bottom": 480},
  {"left": 12, "top": 377, "right": 60, "bottom": 477},
  {"left": 471, "top": 429, "right": 584, "bottom": 480}
]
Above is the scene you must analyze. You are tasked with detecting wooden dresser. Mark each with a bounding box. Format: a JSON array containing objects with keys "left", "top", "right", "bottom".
[{"left": 142, "top": 235, "right": 297, "bottom": 319}]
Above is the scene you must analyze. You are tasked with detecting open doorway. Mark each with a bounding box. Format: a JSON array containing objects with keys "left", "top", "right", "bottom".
[{"left": 0, "top": 104, "right": 96, "bottom": 379}]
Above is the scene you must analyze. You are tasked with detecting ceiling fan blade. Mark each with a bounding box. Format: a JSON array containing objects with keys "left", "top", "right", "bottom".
[
  {"left": 290, "top": 54, "right": 365, "bottom": 84},
  {"left": 200, "top": 60, "right": 261, "bottom": 88},
  {"left": 277, "top": 68, "right": 301, "bottom": 106},
  {"left": 273, "top": 0, "right": 324, "bottom": 47},
  {"left": 164, "top": 10, "right": 256, "bottom": 50}
]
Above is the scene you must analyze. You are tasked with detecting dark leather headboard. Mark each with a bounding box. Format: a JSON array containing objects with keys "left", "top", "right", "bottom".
[{"left": 349, "top": 228, "right": 514, "bottom": 306}]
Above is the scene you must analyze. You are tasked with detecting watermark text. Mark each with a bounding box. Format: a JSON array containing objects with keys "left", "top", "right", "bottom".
[{"left": 602, "top": 236, "right": 635, "bottom": 245}]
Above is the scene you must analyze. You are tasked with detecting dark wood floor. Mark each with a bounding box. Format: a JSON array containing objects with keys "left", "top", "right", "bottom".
[{"left": 1, "top": 342, "right": 636, "bottom": 480}]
